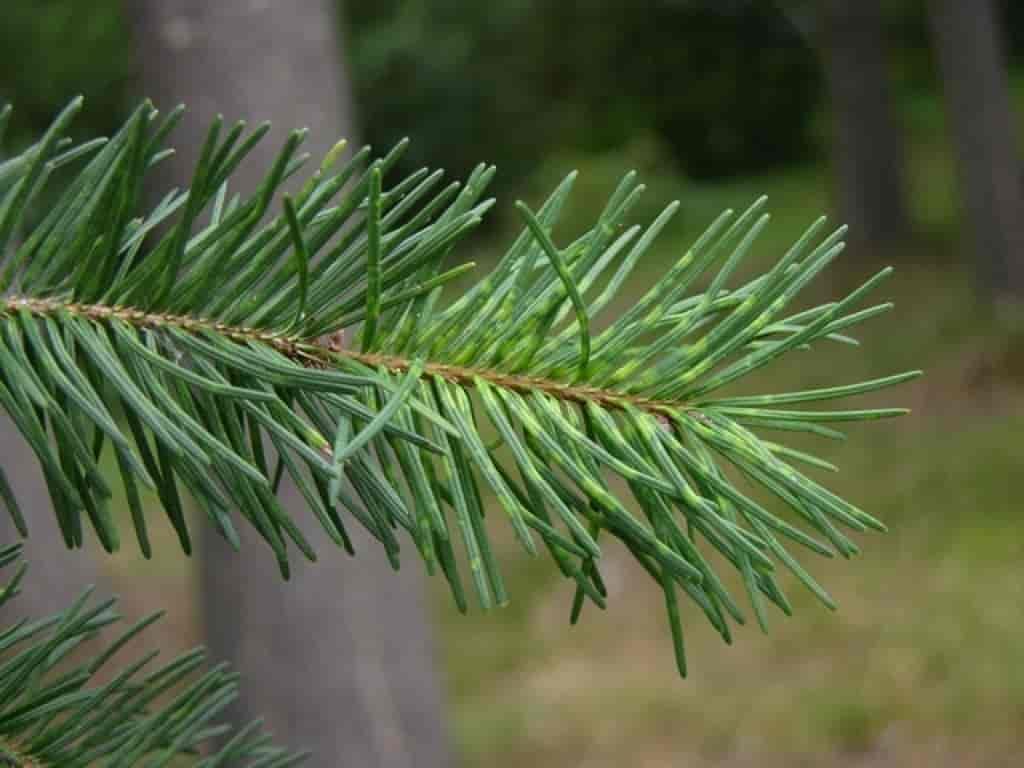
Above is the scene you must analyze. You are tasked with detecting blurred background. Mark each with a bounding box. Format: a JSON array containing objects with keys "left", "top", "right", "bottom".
[{"left": 2, "top": 1, "right": 1024, "bottom": 766}]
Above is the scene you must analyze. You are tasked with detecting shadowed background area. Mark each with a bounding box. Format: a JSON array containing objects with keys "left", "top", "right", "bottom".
[{"left": 2, "top": 1, "right": 1023, "bottom": 766}]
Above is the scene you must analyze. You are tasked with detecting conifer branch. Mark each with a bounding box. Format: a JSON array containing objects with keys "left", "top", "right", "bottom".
[
  {"left": 0, "top": 543, "right": 303, "bottom": 767},
  {"left": 0, "top": 98, "right": 920, "bottom": 677}
]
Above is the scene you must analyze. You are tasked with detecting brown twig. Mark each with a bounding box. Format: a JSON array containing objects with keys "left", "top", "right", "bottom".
[{"left": 3, "top": 295, "right": 696, "bottom": 416}]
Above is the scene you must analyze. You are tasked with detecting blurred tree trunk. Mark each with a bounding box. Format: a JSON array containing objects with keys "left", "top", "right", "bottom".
[
  {"left": 0, "top": 420, "right": 101, "bottom": 617},
  {"left": 129, "top": 2, "right": 451, "bottom": 765},
  {"left": 819, "top": 0, "right": 909, "bottom": 257},
  {"left": 929, "top": 0, "right": 1024, "bottom": 302}
]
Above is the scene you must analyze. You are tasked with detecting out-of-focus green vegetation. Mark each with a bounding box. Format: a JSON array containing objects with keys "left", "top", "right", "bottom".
[
  {"left": 0, "top": 1, "right": 130, "bottom": 147},
  {"left": 346, "top": 0, "right": 821, "bottom": 191},
  {"left": 4, "top": 1, "right": 1024, "bottom": 766}
]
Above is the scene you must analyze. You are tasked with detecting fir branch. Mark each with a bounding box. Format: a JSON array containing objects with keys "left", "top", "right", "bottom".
[{"left": 0, "top": 98, "right": 921, "bottom": 675}]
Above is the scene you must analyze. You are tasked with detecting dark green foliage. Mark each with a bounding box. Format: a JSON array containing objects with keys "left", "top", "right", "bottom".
[
  {"left": 12, "top": 0, "right": 1020, "bottom": 193},
  {"left": 0, "top": 1, "right": 130, "bottom": 148},
  {"left": 637, "top": 2, "right": 822, "bottom": 178},
  {"left": 0, "top": 100, "right": 916, "bottom": 680},
  {"left": 345, "top": 0, "right": 822, "bottom": 188}
]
